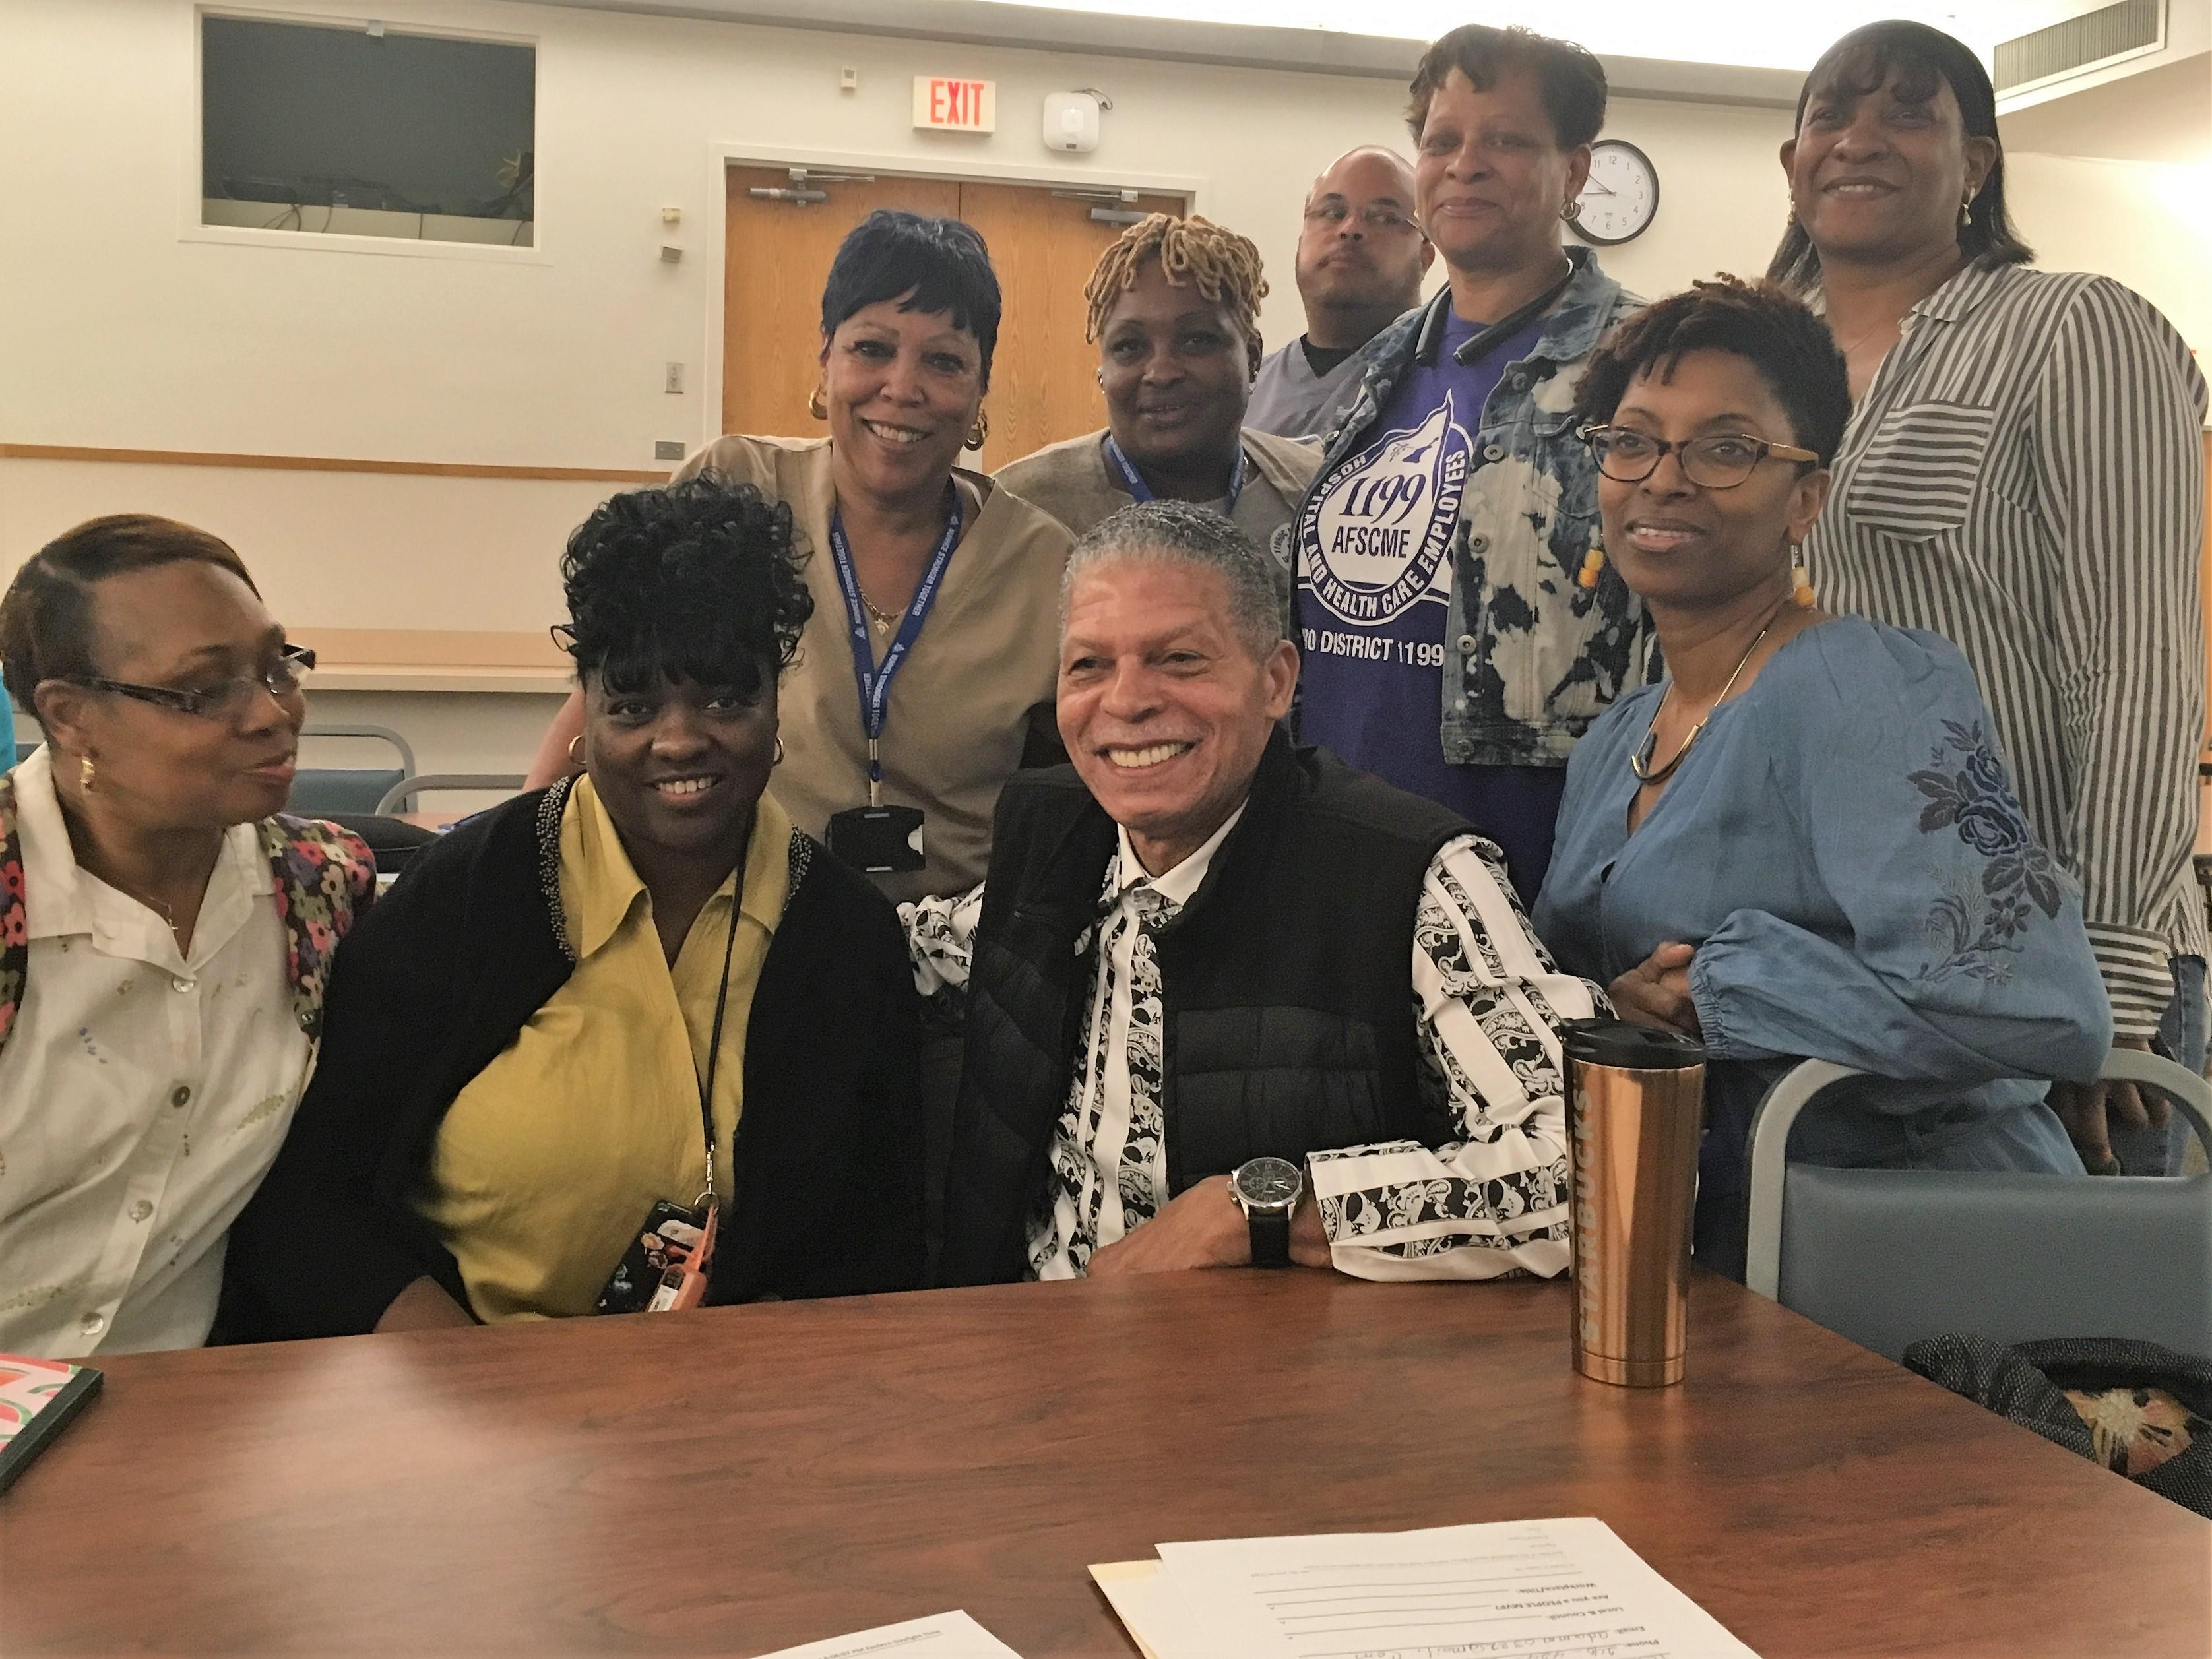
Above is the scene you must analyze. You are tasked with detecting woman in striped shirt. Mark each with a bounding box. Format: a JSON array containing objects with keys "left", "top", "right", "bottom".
[{"left": 1773, "top": 21, "right": 2209, "bottom": 1174}]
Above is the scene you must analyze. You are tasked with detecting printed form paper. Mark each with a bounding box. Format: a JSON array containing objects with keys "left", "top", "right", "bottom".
[
  {"left": 751, "top": 1609, "right": 1024, "bottom": 1659},
  {"left": 1130, "top": 1517, "right": 1759, "bottom": 1659}
]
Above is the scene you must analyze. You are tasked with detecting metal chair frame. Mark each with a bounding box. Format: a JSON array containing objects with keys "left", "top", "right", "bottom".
[
  {"left": 374, "top": 774, "right": 526, "bottom": 816},
  {"left": 1746, "top": 1049, "right": 2212, "bottom": 1301}
]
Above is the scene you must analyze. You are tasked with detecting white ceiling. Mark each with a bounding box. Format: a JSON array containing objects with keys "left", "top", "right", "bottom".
[{"left": 966, "top": 0, "right": 2117, "bottom": 70}]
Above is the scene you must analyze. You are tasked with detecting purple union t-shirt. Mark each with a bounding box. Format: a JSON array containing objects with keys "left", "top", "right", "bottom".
[{"left": 1292, "top": 308, "right": 1564, "bottom": 901}]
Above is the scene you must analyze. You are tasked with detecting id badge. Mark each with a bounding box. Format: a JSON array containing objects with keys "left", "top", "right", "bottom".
[
  {"left": 594, "top": 1201, "right": 706, "bottom": 1315},
  {"left": 647, "top": 1200, "right": 720, "bottom": 1313},
  {"left": 826, "top": 805, "right": 926, "bottom": 873}
]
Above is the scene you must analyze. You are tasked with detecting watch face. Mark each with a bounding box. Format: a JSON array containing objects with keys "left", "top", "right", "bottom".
[
  {"left": 1571, "top": 139, "right": 1659, "bottom": 246},
  {"left": 1234, "top": 1156, "right": 1303, "bottom": 1207}
]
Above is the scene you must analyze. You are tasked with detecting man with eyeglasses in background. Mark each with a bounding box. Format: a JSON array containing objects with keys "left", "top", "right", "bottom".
[{"left": 1246, "top": 148, "right": 1434, "bottom": 443}]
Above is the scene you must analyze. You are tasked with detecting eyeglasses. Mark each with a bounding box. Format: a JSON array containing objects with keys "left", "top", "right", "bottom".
[
  {"left": 76, "top": 645, "right": 316, "bottom": 722},
  {"left": 1579, "top": 425, "right": 1821, "bottom": 490},
  {"left": 1302, "top": 202, "right": 1421, "bottom": 234}
]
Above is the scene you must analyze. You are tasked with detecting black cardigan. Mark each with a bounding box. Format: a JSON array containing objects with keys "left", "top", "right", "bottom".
[{"left": 227, "top": 782, "right": 924, "bottom": 1338}]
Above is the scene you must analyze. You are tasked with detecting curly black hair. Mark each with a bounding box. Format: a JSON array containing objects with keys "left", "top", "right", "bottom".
[
  {"left": 1572, "top": 275, "right": 1851, "bottom": 466},
  {"left": 555, "top": 474, "right": 813, "bottom": 700}
]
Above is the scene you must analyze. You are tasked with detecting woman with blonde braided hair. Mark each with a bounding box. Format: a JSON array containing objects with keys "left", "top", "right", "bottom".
[{"left": 998, "top": 213, "right": 1319, "bottom": 596}]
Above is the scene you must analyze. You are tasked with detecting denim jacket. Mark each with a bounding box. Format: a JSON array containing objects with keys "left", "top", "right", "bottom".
[{"left": 1305, "top": 248, "right": 1648, "bottom": 765}]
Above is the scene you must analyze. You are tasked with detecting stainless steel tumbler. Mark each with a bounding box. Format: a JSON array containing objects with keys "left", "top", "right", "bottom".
[{"left": 1562, "top": 1019, "right": 1707, "bottom": 1387}]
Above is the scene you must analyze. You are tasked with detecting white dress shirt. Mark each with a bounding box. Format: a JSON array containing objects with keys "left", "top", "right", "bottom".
[
  {"left": 0, "top": 747, "right": 311, "bottom": 1357},
  {"left": 906, "top": 818, "right": 1597, "bottom": 1281}
]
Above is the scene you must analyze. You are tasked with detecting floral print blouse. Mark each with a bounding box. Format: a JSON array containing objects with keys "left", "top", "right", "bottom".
[
  {"left": 1533, "top": 617, "right": 2110, "bottom": 1278},
  {"left": 0, "top": 767, "right": 375, "bottom": 1061}
]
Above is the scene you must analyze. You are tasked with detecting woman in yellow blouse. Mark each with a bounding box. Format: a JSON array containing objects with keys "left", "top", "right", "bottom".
[{"left": 230, "top": 478, "right": 923, "bottom": 1334}]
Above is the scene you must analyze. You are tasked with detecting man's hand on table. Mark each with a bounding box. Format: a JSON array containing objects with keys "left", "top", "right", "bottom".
[{"left": 1085, "top": 1175, "right": 1331, "bottom": 1275}]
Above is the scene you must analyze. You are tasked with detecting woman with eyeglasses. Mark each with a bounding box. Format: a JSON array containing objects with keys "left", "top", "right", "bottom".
[
  {"left": 1532, "top": 279, "right": 2106, "bottom": 1281},
  {"left": 995, "top": 214, "right": 1321, "bottom": 589},
  {"left": 0, "top": 514, "right": 375, "bottom": 1357}
]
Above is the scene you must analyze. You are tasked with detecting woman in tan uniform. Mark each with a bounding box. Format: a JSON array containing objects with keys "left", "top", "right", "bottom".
[
  {"left": 995, "top": 214, "right": 1319, "bottom": 586},
  {"left": 528, "top": 211, "right": 1071, "bottom": 906}
]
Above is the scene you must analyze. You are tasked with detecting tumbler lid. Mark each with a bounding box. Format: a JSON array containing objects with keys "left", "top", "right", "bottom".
[{"left": 1561, "top": 1017, "right": 1704, "bottom": 1071}]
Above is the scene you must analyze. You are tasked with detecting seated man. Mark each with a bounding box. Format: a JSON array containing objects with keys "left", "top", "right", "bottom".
[{"left": 908, "top": 499, "right": 1600, "bottom": 1284}]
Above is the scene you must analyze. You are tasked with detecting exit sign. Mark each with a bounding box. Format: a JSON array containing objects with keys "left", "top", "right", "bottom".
[{"left": 914, "top": 76, "right": 996, "bottom": 133}]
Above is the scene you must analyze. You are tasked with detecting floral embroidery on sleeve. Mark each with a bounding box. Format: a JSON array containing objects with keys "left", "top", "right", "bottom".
[{"left": 1909, "top": 720, "right": 2069, "bottom": 983}]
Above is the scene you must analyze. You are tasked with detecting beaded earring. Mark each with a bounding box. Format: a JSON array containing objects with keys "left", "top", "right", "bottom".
[
  {"left": 1790, "top": 554, "right": 1817, "bottom": 609},
  {"left": 1577, "top": 542, "right": 1606, "bottom": 591}
]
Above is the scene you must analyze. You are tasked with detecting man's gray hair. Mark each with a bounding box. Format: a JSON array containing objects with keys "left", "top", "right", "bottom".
[{"left": 1061, "top": 499, "right": 1286, "bottom": 660}]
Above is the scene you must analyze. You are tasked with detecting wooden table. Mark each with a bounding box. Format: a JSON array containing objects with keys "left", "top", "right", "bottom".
[{"left": 3, "top": 1272, "right": 2205, "bottom": 1658}]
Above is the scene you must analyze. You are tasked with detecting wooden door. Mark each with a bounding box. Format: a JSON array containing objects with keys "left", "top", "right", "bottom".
[{"left": 722, "top": 166, "right": 1185, "bottom": 472}]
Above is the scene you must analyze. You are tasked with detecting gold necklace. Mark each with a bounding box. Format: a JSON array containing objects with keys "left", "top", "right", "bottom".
[
  {"left": 1631, "top": 612, "right": 1783, "bottom": 785},
  {"left": 107, "top": 874, "right": 191, "bottom": 951},
  {"left": 862, "top": 594, "right": 904, "bottom": 632}
]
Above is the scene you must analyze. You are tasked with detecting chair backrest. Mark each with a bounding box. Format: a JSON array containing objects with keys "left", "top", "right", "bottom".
[
  {"left": 1746, "top": 1052, "right": 2212, "bottom": 1361},
  {"left": 374, "top": 773, "right": 525, "bottom": 817},
  {"left": 290, "top": 768, "right": 408, "bottom": 817},
  {"left": 290, "top": 726, "right": 418, "bottom": 820}
]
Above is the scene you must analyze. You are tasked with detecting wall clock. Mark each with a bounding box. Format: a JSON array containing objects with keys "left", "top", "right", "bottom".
[{"left": 1571, "top": 139, "right": 1659, "bottom": 245}]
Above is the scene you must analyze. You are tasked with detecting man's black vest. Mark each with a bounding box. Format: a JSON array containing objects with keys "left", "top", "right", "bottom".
[{"left": 938, "top": 731, "right": 1474, "bottom": 1285}]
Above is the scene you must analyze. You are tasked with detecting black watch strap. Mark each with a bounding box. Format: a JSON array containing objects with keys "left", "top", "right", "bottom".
[{"left": 1249, "top": 1206, "right": 1291, "bottom": 1268}]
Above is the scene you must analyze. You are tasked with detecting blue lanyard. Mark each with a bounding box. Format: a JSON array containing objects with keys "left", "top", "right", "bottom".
[
  {"left": 828, "top": 484, "right": 964, "bottom": 805},
  {"left": 1102, "top": 433, "right": 1246, "bottom": 515}
]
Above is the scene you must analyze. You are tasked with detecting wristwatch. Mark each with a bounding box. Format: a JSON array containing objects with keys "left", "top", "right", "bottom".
[{"left": 1229, "top": 1156, "right": 1304, "bottom": 1268}]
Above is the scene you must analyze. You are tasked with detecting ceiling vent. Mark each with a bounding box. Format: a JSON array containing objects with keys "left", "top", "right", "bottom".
[{"left": 1995, "top": 0, "right": 2168, "bottom": 98}]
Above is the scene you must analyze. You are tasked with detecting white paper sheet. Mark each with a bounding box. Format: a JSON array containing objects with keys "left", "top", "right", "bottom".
[
  {"left": 1137, "top": 1517, "right": 1759, "bottom": 1659},
  {"left": 751, "top": 1609, "right": 1025, "bottom": 1659}
]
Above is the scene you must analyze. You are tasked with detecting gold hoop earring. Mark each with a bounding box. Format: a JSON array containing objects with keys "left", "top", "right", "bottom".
[
  {"left": 773, "top": 736, "right": 785, "bottom": 767},
  {"left": 567, "top": 734, "right": 586, "bottom": 769},
  {"left": 965, "top": 408, "right": 989, "bottom": 451},
  {"left": 1558, "top": 201, "right": 1579, "bottom": 222},
  {"left": 807, "top": 385, "right": 828, "bottom": 422},
  {"left": 79, "top": 753, "right": 96, "bottom": 792}
]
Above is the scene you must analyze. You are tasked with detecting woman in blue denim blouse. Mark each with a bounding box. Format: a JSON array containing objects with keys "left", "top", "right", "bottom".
[{"left": 1533, "top": 277, "right": 2106, "bottom": 1280}]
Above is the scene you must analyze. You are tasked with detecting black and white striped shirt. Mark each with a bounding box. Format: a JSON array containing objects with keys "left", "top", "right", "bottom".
[{"left": 1806, "top": 259, "right": 2208, "bottom": 1039}]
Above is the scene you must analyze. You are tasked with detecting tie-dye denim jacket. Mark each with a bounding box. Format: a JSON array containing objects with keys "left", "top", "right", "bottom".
[{"left": 1304, "top": 248, "right": 1649, "bottom": 766}]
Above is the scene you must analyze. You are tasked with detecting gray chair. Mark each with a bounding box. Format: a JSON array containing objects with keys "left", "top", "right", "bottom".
[
  {"left": 1745, "top": 1050, "right": 2212, "bottom": 1360},
  {"left": 375, "top": 773, "right": 525, "bottom": 817},
  {"left": 290, "top": 725, "right": 418, "bottom": 817}
]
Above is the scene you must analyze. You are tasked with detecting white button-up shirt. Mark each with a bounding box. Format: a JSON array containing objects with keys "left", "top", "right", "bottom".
[
  {"left": 906, "top": 813, "right": 1597, "bottom": 1281},
  {"left": 0, "top": 747, "right": 311, "bottom": 1357}
]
